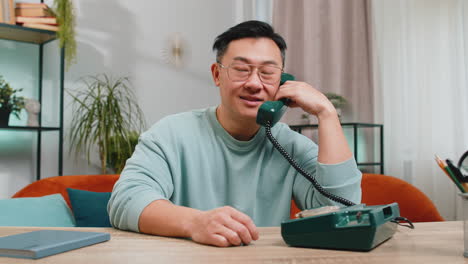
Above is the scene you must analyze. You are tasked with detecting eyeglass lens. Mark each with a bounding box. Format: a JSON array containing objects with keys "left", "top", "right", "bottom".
[{"left": 228, "top": 63, "right": 281, "bottom": 84}]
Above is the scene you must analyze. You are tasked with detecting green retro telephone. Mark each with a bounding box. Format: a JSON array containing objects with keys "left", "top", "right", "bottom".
[{"left": 256, "top": 73, "right": 412, "bottom": 251}]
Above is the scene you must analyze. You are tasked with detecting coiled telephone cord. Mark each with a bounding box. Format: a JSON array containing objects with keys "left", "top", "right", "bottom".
[{"left": 264, "top": 122, "right": 355, "bottom": 206}]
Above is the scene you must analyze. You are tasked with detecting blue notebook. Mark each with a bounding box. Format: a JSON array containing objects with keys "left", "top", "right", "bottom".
[{"left": 0, "top": 230, "right": 110, "bottom": 259}]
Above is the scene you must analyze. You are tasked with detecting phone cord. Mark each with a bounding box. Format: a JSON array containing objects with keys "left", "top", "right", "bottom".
[{"left": 264, "top": 122, "right": 355, "bottom": 207}]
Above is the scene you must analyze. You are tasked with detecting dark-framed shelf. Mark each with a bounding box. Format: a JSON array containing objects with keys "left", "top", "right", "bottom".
[
  {"left": 289, "top": 122, "right": 384, "bottom": 174},
  {"left": 0, "top": 19, "right": 64, "bottom": 181},
  {"left": 0, "top": 126, "right": 60, "bottom": 131},
  {"left": 289, "top": 122, "right": 383, "bottom": 130},
  {"left": 0, "top": 23, "right": 56, "bottom": 44}
]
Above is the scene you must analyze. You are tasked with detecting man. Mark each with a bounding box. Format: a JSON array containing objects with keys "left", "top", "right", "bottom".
[{"left": 108, "top": 20, "right": 361, "bottom": 247}]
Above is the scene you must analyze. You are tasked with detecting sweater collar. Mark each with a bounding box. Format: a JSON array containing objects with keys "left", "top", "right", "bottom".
[{"left": 207, "top": 106, "right": 265, "bottom": 152}]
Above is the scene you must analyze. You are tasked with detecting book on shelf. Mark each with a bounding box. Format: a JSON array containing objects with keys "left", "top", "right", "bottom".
[
  {"left": 15, "top": 2, "right": 48, "bottom": 9},
  {"left": 15, "top": 7, "right": 51, "bottom": 17},
  {"left": 21, "top": 22, "right": 58, "bottom": 31},
  {"left": 0, "top": 0, "right": 16, "bottom": 24},
  {"left": 0, "top": 2, "right": 3, "bottom": 23},
  {"left": 15, "top": 2, "right": 52, "bottom": 17},
  {"left": 0, "top": 230, "right": 110, "bottom": 259},
  {"left": 16, "top": 16, "right": 56, "bottom": 25}
]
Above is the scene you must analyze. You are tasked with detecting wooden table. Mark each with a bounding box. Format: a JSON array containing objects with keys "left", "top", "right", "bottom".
[{"left": 0, "top": 221, "right": 466, "bottom": 263}]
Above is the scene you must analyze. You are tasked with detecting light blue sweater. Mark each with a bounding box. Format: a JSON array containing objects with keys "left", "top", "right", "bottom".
[{"left": 108, "top": 107, "right": 362, "bottom": 232}]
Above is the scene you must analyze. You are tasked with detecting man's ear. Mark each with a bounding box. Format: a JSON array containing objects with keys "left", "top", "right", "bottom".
[{"left": 211, "top": 63, "right": 221, "bottom": 86}]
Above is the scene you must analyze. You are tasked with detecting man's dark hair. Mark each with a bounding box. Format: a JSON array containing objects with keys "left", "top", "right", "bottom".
[{"left": 212, "top": 20, "right": 287, "bottom": 66}]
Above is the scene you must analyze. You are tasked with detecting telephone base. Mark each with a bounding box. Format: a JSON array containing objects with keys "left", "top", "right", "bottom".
[{"left": 281, "top": 203, "right": 400, "bottom": 251}]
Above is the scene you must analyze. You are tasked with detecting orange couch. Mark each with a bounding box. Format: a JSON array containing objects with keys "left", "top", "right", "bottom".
[
  {"left": 12, "top": 173, "right": 444, "bottom": 223},
  {"left": 12, "top": 174, "right": 119, "bottom": 209}
]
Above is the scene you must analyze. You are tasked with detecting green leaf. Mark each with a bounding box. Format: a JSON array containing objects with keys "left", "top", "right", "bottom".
[
  {"left": 68, "top": 74, "right": 146, "bottom": 174},
  {"left": 0, "top": 75, "right": 25, "bottom": 115},
  {"left": 53, "top": 0, "right": 77, "bottom": 70}
]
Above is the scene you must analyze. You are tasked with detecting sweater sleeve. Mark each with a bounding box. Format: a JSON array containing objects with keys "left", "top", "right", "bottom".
[
  {"left": 292, "top": 157, "right": 362, "bottom": 210},
  {"left": 107, "top": 129, "right": 174, "bottom": 232}
]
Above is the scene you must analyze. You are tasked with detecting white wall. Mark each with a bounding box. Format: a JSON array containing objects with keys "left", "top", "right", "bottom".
[
  {"left": 0, "top": 0, "right": 247, "bottom": 198},
  {"left": 62, "top": 0, "right": 241, "bottom": 175}
]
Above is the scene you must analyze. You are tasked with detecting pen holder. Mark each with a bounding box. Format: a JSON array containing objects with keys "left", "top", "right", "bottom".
[{"left": 460, "top": 193, "right": 468, "bottom": 258}]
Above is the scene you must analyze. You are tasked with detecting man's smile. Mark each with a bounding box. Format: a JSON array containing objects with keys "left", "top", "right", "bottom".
[{"left": 239, "top": 96, "right": 264, "bottom": 106}]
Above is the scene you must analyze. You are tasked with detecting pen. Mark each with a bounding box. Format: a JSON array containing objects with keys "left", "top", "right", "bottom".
[
  {"left": 446, "top": 159, "right": 467, "bottom": 182},
  {"left": 435, "top": 155, "right": 466, "bottom": 193},
  {"left": 435, "top": 155, "right": 453, "bottom": 182}
]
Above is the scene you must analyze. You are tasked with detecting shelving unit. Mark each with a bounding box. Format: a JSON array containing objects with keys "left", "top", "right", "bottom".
[
  {"left": 289, "top": 123, "right": 384, "bottom": 174},
  {"left": 0, "top": 22, "right": 64, "bottom": 180}
]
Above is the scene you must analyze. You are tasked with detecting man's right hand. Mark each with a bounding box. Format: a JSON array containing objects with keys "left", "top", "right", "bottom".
[
  {"left": 188, "top": 206, "right": 259, "bottom": 247},
  {"left": 139, "top": 200, "right": 259, "bottom": 247}
]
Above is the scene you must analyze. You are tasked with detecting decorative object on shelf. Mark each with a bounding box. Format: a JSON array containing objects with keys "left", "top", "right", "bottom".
[
  {"left": 53, "top": 0, "right": 76, "bottom": 70},
  {"left": 24, "top": 98, "right": 40, "bottom": 127},
  {"left": 324, "top": 92, "right": 348, "bottom": 120},
  {"left": 68, "top": 74, "right": 146, "bottom": 174},
  {"left": 0, "top": 75, "right": 24, "bottom": 127},
  {"left": 161, "top": 32, "right": 188, "bottom": 68},
  {"left": 300, "top": 92, "right": 348, "bottom": 122},
  {"left": 300, "top": 113, "right": 312, "bottom": 125}
]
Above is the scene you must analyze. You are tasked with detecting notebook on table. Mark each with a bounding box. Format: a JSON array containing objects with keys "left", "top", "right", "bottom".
[{"left": 0, "top": 230, "right": 110, "bottom": 259}]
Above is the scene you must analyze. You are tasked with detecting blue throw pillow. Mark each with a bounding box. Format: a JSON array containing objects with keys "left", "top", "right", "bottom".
[
  {"left": 0, "top": 194, "right": 76, "bottom": 227},
  {"left": 66, "top": 188, "right": 112, "bottom": 227}
]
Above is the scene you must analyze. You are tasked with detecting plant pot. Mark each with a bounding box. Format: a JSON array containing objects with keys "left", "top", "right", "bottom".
[
  {"left": 0, "top": 108, "right": 11, "bottom": 127},
  {"left": 336, "top": 108, "right": 342, "bottom": 122}
]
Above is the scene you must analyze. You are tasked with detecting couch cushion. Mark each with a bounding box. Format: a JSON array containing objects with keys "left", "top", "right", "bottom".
[
  {"left": 12, "top": 174, "right": 119, "bottom": 208},
  {"left": 0, "top": 194, "right": 76, "bottom": 227},
  {"left": 67, "top": 188, "right": 112, "bottom": 227}
]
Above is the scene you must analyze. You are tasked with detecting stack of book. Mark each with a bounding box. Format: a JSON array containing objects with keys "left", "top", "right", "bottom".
[{"left": 15, "top": 2, "right": 58, "bottom": 31}]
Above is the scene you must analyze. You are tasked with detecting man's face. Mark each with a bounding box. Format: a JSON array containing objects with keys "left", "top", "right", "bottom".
[{"left": 211, "top": 37, "right": 283, "bottom": 123}]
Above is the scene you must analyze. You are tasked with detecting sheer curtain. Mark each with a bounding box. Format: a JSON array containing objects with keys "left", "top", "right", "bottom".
[
  {"left": 272, "top": 1, "right": 380, "bottom": 173},
  {"left": 371, "top": 0, "right": 468, "bottom": 220},
  {"left": 272, "top": 0, "right": 374, "bottom": 124}
]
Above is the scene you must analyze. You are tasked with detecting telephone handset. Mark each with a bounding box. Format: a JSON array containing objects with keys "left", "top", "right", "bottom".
[
  {"left": 256, "top": 73, "right": 294, "bottom": 127},
  {"left": 256, "top": 73, "right": 410, "bottom": 251},
  {"left": 256, "top": 73, "right": 355, "bottom": 206}
]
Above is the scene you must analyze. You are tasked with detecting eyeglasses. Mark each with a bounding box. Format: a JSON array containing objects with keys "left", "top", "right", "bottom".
[{"left": 218, "top": 62, "right": 283, "bottom": 85}]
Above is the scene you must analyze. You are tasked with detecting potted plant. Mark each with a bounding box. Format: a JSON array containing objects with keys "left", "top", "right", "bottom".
[
  {"left": 107, "top": 131, "right": 140, "bottom": 174},
  {"left": 49, "top": 0, "right": 77, "bottom": 70},
  {"left": 300, "top": 113, "right": 312, "bottom": 125},
  {"left": 324, "top": 92, "right": 348, "bottom": 120},
  {"left": 324, "top": 92, "right": 347, "bottom": 109},
  {"left": 68, "top": 74, "right": 145, "bottom": 174},
  {"left": 0, "top": 76, "right": 25, "bottom": 127},
  {"left": 300, "top": 92, "right": 348, "bottom": 123}
]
